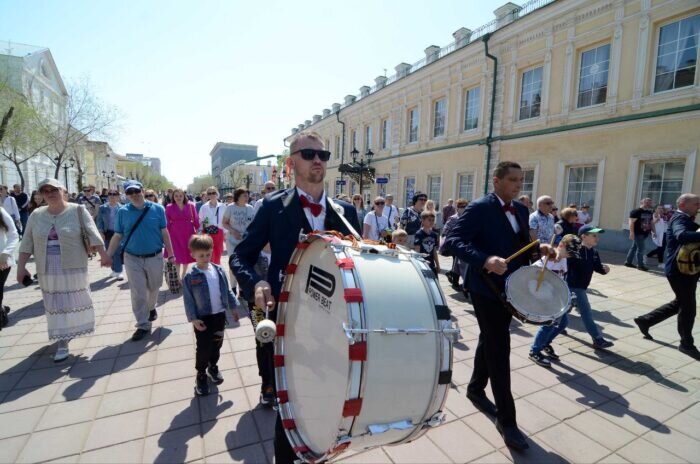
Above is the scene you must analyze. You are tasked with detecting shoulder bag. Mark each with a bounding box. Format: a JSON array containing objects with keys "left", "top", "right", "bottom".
[
  {"left": 77, "top": 205, "right": 96, "bottom": 259},
  {"left": 120, "top": 205, "right": 151, "bottom": 260}
]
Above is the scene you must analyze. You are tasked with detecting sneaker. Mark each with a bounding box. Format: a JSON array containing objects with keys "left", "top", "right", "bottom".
[
  {"left": 543, "top": 344, "right": 560, "bottom": 361},
  {"left": 207, "top": 365, "right": 224, "bottom": 385},
  {"left": 638, "top": 265, "right": 649, "bottom": 272},
  {"left": 678, "top": 345, "right": 700, "bottom": 360},
  {"left": 116, "top": 273, "right": 125, "bottom": 281},
  {"left": 260, "top": 385, "right": 276, "bottom": 407},
  {"left": 593, "top": 338, "right": 614, "bottom": 349},
  {"left": 195, "top": 373, "right": 209, "bottom": 396},
  {"left": 528, "top": 351, "right": 551, "bottom": 368},
  {"left": 623, "top": 262, "right": 635, "bottom": 268},
  {"left": 148, "top": 309, "right": 158, "bottom": 322},
  {"left": 131, "top": 328, "right": 150, "bottom": 341},
  {"left": 53, "top": 345, "right": 69, "bottom": 362},
  {"left": 109, "top": 271, "right": 118, "bottom": 278}
]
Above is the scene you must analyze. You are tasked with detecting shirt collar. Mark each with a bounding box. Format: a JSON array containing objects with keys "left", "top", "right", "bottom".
[
  {"left": 494, "top": 193, "right": 508, "bottom": 207},
  {"left": 296, "top": 187, "right": 326, "bottom": 211}
]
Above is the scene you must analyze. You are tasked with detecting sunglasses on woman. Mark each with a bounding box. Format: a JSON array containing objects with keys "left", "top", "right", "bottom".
[{"left": 293, "top": 148, "right": 331, "bottom": 162}]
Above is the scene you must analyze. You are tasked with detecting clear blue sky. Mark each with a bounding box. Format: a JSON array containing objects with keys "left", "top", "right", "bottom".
[{"left": 1, "top": 0, "right": 503, "bottom": 187}]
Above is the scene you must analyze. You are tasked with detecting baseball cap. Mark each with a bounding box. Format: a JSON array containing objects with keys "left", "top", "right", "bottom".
[
  {"left": 578, "top": 224, "right": 605, "bottom": 236},
  {"left": 37, "top": 178, "right": 63, "bottom": 190},
  {"left": 123, "top": 180, "right": 143, "bottom": 192}
]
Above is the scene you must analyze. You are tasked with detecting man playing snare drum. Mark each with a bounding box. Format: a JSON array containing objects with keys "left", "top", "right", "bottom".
[
  {"left": 230, "top": 131, "right": 361, "bottom": 464},
  {"left": 444, "top": 161, "right": 553, "bottom": 451}
]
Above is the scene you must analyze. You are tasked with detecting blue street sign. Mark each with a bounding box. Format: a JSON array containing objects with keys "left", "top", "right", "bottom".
[
  {"left": 336, "top": 180, "right": 347, "bottom": 185},
  {"left": 376, "top": 177, "right": 389, "bottom": 184}
]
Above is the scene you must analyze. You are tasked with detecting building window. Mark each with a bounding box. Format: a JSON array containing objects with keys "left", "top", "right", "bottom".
[
  {"left": 427, "top": 175, "right": 442, "bottom": 210},
  {"left": 433, "top": 99, "right": 446, "bottom": 138},
  {"left": 351, "top": 130, "right": 357, "bottom": 151},
  {"left": 519, "top": 66, "right": 543, "bottom": 120},
  {"left": 457, "top": 173, "right": 474, "bottom": 201},
  {"left": 408, "top": 107, "right": 419, "bottom": 143},
  {"left": 565, "top": 166, "right": 598, "bottom": 215},
  {"left": 464, "top": 86, "right": 480, "bottom": 131},
  {"left": 365, "top": 125, "right": 373, "bottom": 151},
  {"left": 577, "top": 44, "right": 610, "bottom": 108},
  {"left": 335, "top": 136, "right": 341, "bottom": 160},
  {"left": 654, "top": 14, "right": 700, "bottom": 93},
  {"left": 639, "top": 160, "right": 685, "bottom": 206},
  {"left": 404, "top": 176, "right": 416, "bottom": 208},
  {"left": 521, "top": 169, "right": 535, "bottom": 200},
  {"left": 381, "top": 119, "right": 390, "bottom": 150},
  {"left": 335, "top": 177, "right": 342, "bottom": 196}
]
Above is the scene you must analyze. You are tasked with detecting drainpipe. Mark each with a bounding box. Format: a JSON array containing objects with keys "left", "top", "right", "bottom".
[
  {"left": 336, "top": 111, "right": 346, "bottom": 182},
  {"left": 482, "top": 32, "right": 497, "bottom": 195}
]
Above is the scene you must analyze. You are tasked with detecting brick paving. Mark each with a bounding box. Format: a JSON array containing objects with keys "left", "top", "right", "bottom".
[{"left": 0, "top": 252, "right": 698, "bottom": 463}]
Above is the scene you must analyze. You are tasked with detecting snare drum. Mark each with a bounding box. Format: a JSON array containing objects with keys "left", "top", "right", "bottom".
[
  {"left": 505, "top": 266, "right": 571, "bottom": 324},
  {"left": 275, "top": 234, "right": 457, "bottom": 462}
]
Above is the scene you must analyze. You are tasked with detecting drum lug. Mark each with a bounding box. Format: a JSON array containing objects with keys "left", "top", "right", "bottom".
[
  {"left": 342, "top": 322, "right": 365, "bottom": 345},
  {"left": 440, "top": 320, "right": 461, "bottom": 342},
  {"left": 336, "top": 433, "right": 352, "bottom": 445},
  {"left": 426, "top": 413, "right": 446, "bottom": 428}
]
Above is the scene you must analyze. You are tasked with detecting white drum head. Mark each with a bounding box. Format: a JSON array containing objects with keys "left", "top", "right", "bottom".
[
  {"left": 506, "top": 267, "right": 570, "bottom": 323},
  {"left": 282, "top": 238, "right": 350, "bottom": 454}
]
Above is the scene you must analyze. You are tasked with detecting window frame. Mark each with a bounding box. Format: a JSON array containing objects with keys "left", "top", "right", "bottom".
[
  {"left": 427, "top": 174, "right": 442, "bottom": 211},
  {"left": 518, "top": 65, "right": 544, "bottom": 121},
  {"left": 365, "top": 124, "right": 373, "bottom": 152},
  {"left": 637, "top": 160, "right": 686, "bottom": 207},
  {"left": 556, "top": 157, "right": 605, "bottom": 226},
  {"left": 407, "top": 107, "right": 420, "bottom": 144},
  {"left": 575, "top": 43, "right": 612, "bottom": 109},
  {"left": 651, "top": 12, "right": 700, "bottom": 95},
  {"left": 463, "top": 86, "right": 481, "bottom": 132},
  {"left": 403, "top": 176, "right": 416, "bottom": 209},
  {"left": 432, "top": 98, "right": 447, "bottom": 138},
  {"left": 455, "top": 171, "right": 476, "bottom": 202},
  {"left": 381, "top": 118, "right": 390, "bottom": 150}
]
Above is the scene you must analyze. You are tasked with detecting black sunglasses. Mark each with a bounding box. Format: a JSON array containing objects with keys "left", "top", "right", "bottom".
[
  {"left": 375, "top": 201, "right": 385, "bottom": 205},
  {"left": 108, "top": 192, "right": 119, "bottom": 196},
  {"left": 294, "top": 148, "right": 331, "bottom": 162},
  {"left": 146, "top": 194, "right": 156, "bottom": 198},
  {"left": 265, "top": 186, "right": 276, "bottom": 191},
  {"left": 127, "top": 189, "right": 142, "bottom": 195}
]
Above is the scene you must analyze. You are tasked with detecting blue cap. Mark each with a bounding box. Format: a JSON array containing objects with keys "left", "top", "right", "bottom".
[
  {"left": 578, "top": 224, "right": 605, "bottom": 236},
  {"left": 123, "top": 180, "right": 143, "bottom": 192}
]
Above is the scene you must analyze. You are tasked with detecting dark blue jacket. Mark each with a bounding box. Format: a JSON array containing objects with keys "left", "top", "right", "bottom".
[
  {"left": 230, "top": 188, "right": 361, "bottom": 301},
  {"left": 566, "top": 246, "right": 607, "bottom": 289},
  {"left": 182, "top": 263, "right": 238, "bottom": 321},
  {"left": 444, "top": 193, "right": 534, "bottom": 300},
  {"left": 664, "top": 211, "right": 700, "bottom": 277}
]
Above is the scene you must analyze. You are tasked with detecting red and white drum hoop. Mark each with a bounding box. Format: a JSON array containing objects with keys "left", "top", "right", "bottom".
[{"left": 274, "top": 233, "right": 457, "bottom": 462}]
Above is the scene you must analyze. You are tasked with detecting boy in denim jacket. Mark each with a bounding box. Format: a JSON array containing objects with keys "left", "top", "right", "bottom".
[{"left": 183, "top": 234, "right": 238, "bottom": 396}]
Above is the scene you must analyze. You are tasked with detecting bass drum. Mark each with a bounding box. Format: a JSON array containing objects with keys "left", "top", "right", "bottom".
[
  {"left": 274, "top": 234, "right": 457, "bottom": 462},
  {"left": 505, "top": 266, "right": 571, "bottom": 324}
]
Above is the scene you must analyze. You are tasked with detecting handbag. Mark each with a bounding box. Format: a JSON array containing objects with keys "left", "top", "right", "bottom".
[
  {"left": 203, "top": 206, "right": 220, "bottom": 235},
  {"left": 164, "top": 259, "right": 181, "bottom": 293},
  {"left": 77, "top": 206, "right": 96, "bottom": 259}
]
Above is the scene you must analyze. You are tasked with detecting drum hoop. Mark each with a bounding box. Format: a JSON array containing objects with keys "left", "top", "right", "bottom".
[
  {"left": 505, "top": 267, "right": 571, "bottom": 324},
  {"left": 274, "top": 233, "right": 367, "bottom": 462}
]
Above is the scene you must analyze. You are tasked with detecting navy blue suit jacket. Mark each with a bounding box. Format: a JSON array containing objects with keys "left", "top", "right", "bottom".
[
  {"left": 444, "top": 193, "right": 534, "bottom": 300},
  {"left": 664, "top": 211, "right": 700, "bottom": 277},
  {"left": 230, "top": 188, "right": 361, "bottom": 301}
]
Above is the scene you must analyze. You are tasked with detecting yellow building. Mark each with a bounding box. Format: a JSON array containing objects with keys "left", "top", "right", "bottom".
[
  {"left": 286, "top": 0, "right": 699, "bottom": 250},
  {"left": 82, "top": 141, "right": 118, "bottom": 192}
]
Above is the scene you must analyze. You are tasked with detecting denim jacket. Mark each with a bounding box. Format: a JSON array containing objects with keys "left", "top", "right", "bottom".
[
  {"left": 183, "top": 263, "right": 238, "bottom": 321},
  {"left": 95, "top": 203, "right": 121, "bottom": 233}
]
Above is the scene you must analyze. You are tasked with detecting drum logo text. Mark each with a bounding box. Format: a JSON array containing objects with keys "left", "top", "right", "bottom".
[{"left": 306, "top": 265, "right": 335, "bottom": 312}]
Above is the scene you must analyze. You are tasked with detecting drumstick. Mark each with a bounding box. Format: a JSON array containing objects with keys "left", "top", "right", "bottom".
[
  {"left": 504, "top": 240, "right": 540, "bottom": 264},
  {"left": 536, "top": 235, "right": 557, "bottom": 291}
]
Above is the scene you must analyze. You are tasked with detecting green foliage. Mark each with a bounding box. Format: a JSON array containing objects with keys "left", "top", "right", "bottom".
[{"left": 187, "top": 174, "right": 216, "bottom": 195}]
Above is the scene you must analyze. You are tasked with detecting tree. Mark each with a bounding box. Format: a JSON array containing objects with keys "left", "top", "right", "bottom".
[
  {"left": 0, "top": 106, "right": 12, "bottom": 143},
  {"left": 187, "top": 174, "right": 216, "bottom": 195},
  {"left": 33, "top": 76, "right": 119, "bottom": 179}
]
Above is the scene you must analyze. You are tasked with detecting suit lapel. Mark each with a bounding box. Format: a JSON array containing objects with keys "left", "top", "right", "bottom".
[
  {"left": 282, "top": 189, "right": 312, "bottom": 234},
  {"left": 324, "top": 198, "right": 349, "bottom": 235},
  {"left": 489, "top": 193, "right": 517, "bottom": 237}
]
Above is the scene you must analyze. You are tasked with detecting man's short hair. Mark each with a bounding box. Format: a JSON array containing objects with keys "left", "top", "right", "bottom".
[
  {"left": 678, "top": 193, "right": 698, "bottom": 207},
  {"left": 290, "top": 130, "right": 325, "bottom": 154},
  {"left": 536, "top": 195, "right": 552, "bottom": 208},
  {"left": 456, "top": 198, "right": 469, "bottom": 208},
  {"left": 493, "top": 161, "right": 522, "bottom": 179},
  {"left": 392, "top": 229, "right": 407, "bottom": 239},
  {"left": 189, "top": 234, "right": 213, "bottom": 252},
  {"left": 233, "top": 188, "right": 248, "bottom": 202}
]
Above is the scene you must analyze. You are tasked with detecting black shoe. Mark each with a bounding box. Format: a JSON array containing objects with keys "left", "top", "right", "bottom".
[
  {"left": 624, "top": 262, "right": 635, "bottom": 268},
  {"left": 633, "top": 317, "right": 653, "bottom": 340},
  {"left": 466, "top": 390, "right": 497, "bottom": 417},
  {"left": 638, "top": 265, "right": 649, "bottom": 272},
  {"left": 207, "top": 365, "right": 224, "bottom": 385},
  {"left": 260, "top": 385, "right": 276, "bottom": 407},
  {"left": 496, "top": 421, "right": 529, "bottom": 451},
  {"left": 528, "top": 351, "right": 552, "bottom": 368},
  {"left": 678, "top": 345, "right": 700, "bottom": 360},
  {"left": 231, "top": 286, "right": 237, "bottom": 295},
  {"left": 131, "top": 328, "right": 150, "bottom": 341},
  {"left": 195, "top": 373, "right": 209, "bottom": 396},
  {"left": 593, "top": 338, "right": 614, "bottom": 349},
  {"left": 543, "top": 344, "right": 560, "bottom": 361},
  {"left": 2, "top": 305, "right": 9, "bottom": 314},
  {"left": 148, "top": 309, "right": 158, "bottom": 322},
  {"left": 560, "top": 329, "right": 569, "bottom": 336}
]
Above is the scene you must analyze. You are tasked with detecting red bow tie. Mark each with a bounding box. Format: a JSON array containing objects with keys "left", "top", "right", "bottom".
[
  {"left": 502, "top": 203, "right": 516, "bottom": 215},
  {"left": 300, "top": 195, "right": 323, "bottom": 217}
]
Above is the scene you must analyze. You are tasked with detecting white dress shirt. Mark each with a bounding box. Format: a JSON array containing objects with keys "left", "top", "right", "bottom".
[
  {"left": 495, "top": 193, "right": 520, "bottom": 234},
  {"left": 296, "top": 187, "right": 326, "bottom": 231}
]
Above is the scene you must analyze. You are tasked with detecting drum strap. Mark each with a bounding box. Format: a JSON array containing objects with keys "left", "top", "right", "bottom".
[{"left": 328, "top": 198, "right": 362, "bottom": 241}]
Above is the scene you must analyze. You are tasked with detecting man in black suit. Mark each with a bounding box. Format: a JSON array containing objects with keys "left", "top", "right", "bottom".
[
  {"left": 634, "top": 193, "right": 700, "bottom": 359},
  {"left": 444, "top": 161, "right": 552, "bottom": 451},
  {"left": 230, "top": 130, "right": 361, "bottom": 464}
]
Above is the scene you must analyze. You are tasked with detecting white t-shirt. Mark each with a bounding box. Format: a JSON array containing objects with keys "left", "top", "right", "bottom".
[
  {"left": 363, "top": 211, "right": 389, "bottom": 240},
  {"left": 577, "top": 211, "right": 590, "bottom": 224},
  {"left": 382, "top": 204, "right": 399, "bottom": 226},
  {"left": 203, "top": 264, "right": 226, "bottom": 314},
  {"left": 224, "top": 203, "right": 255, "bottom": 246},
  {"left": 534, "top": 257, "right": 567, "bottom": 279},
  {"left": 199, "top": 202, "right": 225, "bottom": 229}
]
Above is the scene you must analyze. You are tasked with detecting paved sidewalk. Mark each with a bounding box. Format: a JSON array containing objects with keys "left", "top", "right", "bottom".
[{"left": 0, "top": 252, "right": 698, "bottom": 463}]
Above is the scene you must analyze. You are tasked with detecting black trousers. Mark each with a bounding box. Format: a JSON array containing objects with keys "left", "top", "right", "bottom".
[
  {"left": 274, "top": 414, "right": 298, "bottom": 464},
  {"left": 468, "top": 293, "right": 517, "bottom": 427},
  {"left": 248, "top": 300, "right": 276, "bottom": 390},
  {"left": 637, "top": 273, "right": 698, "bottom": 348},
  {"left": 0, "top": 267, "right": 11, "bottom": 307},
  {"left": 194, "top": 312, "right": 226, "bottom": 373}
]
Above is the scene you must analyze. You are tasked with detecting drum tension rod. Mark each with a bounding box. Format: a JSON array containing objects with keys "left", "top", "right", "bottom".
[{"left": 342, "top": 322, "right": 459, "bottom": 343}]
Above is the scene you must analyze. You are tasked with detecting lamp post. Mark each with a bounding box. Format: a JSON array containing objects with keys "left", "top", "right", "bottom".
[
  {"left": 55, "top": 157, "right": 74, "bottom": 191},
  {"left": 102, "top": 170, "right": 116, "bottom": 189},
  {"left": 351, "top": 148, "right": 374, "bottom": 199},
  {"left": 246, "top": 174, "right": 251, "bottom": 190}
]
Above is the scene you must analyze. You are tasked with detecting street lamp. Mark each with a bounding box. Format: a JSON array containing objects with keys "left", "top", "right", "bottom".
[
  {"left": 246, "top": 174, "right": 251, "bottom": 190},
  {"left": 352, "top": 148, "right": 374, "bottom": 198},
  {"left": 102, "top": 170, "right": 116, "bottom": 190},
  {"left": 55, "top": 157, "right": 75, "bottom": 191}
]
